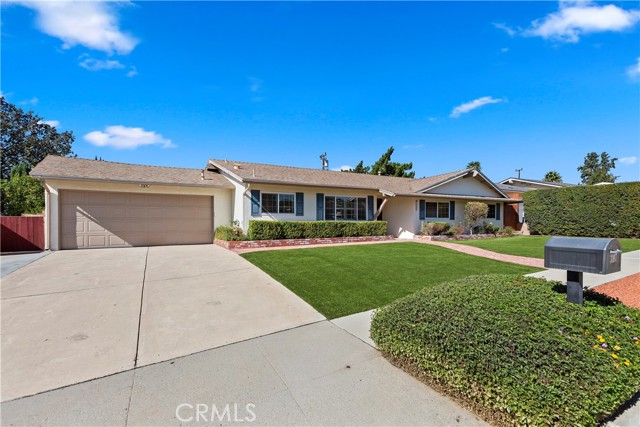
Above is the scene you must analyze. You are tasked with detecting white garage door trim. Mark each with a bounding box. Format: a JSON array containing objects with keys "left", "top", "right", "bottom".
[{"left": 60, "top": 190, "right": 214, "bottom": 249}]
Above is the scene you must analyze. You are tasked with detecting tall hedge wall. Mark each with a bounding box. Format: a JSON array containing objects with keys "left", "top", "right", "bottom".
[{"left": 523, "top": 182, "right": 640, "bottom": 238}]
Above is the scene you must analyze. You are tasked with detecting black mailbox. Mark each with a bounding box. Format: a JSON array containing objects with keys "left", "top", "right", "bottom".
[
  {"left": 544, "top": 237, "right": 622, "bottom": 305},
  {"left": 544, "top": 237, "right": 621, "bottom": 275}
]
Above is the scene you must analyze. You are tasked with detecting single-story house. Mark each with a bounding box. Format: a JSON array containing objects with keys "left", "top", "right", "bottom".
[{"left": 30, "top": 156, "right": 520, "bottom": 250}]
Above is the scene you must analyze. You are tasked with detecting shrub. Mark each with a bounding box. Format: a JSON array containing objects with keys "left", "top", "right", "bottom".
[
  {"left": 481, "top": 221, "right": 500, "bottom": 235},
  {"left": 421, "top": 221, "right": 450, "bottom": 236},
  {"left": 214, "top": 225, "right": 247, "bottom": 241},
  {"left": 0, "top": 175, "right": 44, "bottom": 216},
  {"left": 371, "top": 275, "right": 640, "bottom": 427},
  {"left": 448, "top": 225, "right": 465, "bottom": 237},
  {"left": 523, "top": 182, "right": 640, "bottom": 238},
  {"left": 247, "top": 220, "right": 388, "bottom": 240},
  {"left": 500, "top": 226, "right": 516, "bottom": 236}
]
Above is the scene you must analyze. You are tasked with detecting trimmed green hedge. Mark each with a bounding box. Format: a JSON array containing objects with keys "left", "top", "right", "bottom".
[
  {"left": 371, "top": 275, "right": 640, "bottom": 427},
  {"left": 214, "top": 226, "right": 248, "bottom": 241},
  {"left": 247, "top": 220, "right": 388, "bottom": 240},
  {"left": 523, "top": 182, "right": 640, "bottom": 238}
]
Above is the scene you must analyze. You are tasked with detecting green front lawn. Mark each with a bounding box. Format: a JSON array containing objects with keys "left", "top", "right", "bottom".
[
  {"left": 448, "top": 236, "right": 640, "bottom": 259},
  {"left": 241, "top": 242, "right": 540, "bottom": 318}
]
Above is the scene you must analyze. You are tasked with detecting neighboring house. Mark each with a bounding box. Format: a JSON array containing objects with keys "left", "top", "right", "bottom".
[
  {"left": 497, "top": 177, "right": 575, "bottom": 231},
  {"left": 31, "top": 155, "right": 519, "bottom": 250}
]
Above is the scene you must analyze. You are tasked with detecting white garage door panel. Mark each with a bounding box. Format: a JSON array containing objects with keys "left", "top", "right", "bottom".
[{"left": 60, "top": 190, "right": 213, "bottom": 249}]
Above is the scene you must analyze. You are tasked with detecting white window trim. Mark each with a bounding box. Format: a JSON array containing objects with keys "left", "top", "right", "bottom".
[
  {"left": 261, "top": 192, "right": 296, "bottom": 215},
  {"left": 425, "top": 201, "right": 450, "bottom": 219},
  {"left": 324, "top": 195, "right": 368, "bottom": 221}
]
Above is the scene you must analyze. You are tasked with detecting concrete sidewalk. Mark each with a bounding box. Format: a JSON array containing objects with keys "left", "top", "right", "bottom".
[
  {"left": 527, "top": 250, "right": 640, "bottom": 288},
  {"left": 0, "top": 252, "right": 49, "bottom": 277},
  {"left": 1, "top": 321, "right": 486, "bottom": 427}
]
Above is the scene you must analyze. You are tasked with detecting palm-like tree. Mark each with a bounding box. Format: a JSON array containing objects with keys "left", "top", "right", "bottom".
[
  {"left": 466, "top": 161, "right": 481, "bottom": 171},
  {"left": 543, "top": 170, "right": 563, "bottom": 182}
]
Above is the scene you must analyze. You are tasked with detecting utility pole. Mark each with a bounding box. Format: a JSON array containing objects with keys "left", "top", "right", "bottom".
[
  {"left": 515, "top": 168, "right": 523, "bottom": 179},
  {"left": 320, "top": 153, "right": 329, "bottom": 170}
]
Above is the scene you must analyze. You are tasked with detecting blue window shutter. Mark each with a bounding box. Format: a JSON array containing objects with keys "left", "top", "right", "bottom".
[
  {"left": 496, "top": 203, "right": 501, "bottom": 220},
  {"left": 316, "top": 193, "right": 324, "bottom": 220},
  {"left": 367, "top": 196, "right": 374, "bottom": 220},
  {"left": 250, "top": 190, "right": 261, "bottom": 217},
  {"left": 296, "top": 192, "right": 304, "bottom": 216},
  {"left": 419, "top": 200, "right": 426, "bottom": 220},
  {"left": 449, "top": 201, "right": 455, "bottom": 220}
]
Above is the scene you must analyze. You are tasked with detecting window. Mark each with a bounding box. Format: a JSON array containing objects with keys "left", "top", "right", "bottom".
[
  {"left": 426, "top": 202, "right": 438, "bottom": 218},
  {"left": 426, "top": 201, "right": 449, "bottom": 219},
  {"left": 279, "top": 194, "right": 294, "bottom": 214},
  {"left": 261, "top": 193, "right": 278, "bottom": 214},
  {"left": 262, "top": 193, "right": 295, "bottom": 214},
  {"left": 324, "top": 196, "right": 367, "bottom": 221},
  {"left": 487, "top": 204, "right": 496, "bottom": 219}
]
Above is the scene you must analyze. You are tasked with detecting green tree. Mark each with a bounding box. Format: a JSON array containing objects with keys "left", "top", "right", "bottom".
[
  {"left": 466, "top": 161, "right": 481, "bottom": 171},
  {"left": 350, "top": 160, "right": 370, "bottom": 174},
  {"left": 464, "top": 202, "right": 488, "bottom": 235},
  {"left": 1, "top": 97, "right": 74, "bottom": 179},
  {"left": 577, "top": 152, "right": 618, "bottom": 185},
  {"left": 543, "top": 170, "right": 563, "bottom": 183},
  {"left": 348, "top": 146, "right": 415, "bottom": 178},
  {"left": 1, "top": 175, "right": 45, "bottom": 216}
]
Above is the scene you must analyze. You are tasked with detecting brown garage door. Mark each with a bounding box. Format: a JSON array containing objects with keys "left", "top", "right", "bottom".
[{"left": 60, "top": 190, "right": 213, "bottom": 249}]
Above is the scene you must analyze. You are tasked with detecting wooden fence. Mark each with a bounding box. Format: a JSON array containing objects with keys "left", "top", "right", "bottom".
[{"left": 1, "top": 216, "right": 45, "bottom": 253}]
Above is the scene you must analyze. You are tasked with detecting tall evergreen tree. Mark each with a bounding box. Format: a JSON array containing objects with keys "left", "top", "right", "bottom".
[{"left": 577, "top": 152, "right": 617, "bottom": 185}]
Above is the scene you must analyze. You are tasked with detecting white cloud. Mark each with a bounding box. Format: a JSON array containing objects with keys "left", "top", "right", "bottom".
[
  {"left": 332, "top": 165, "right": 353, "bottom": 172},
  {"left": 627, "top": 57, "right": 640, "bottom": 80},
  {"left": 619, "top": 156, "right": 638, "bottom": 165},
  {"left": 427, "top": 117, "right": 437, "bottom": 123},
  {"left": 126, "top": 66, "right": 138, "bottom": 77},
  {"left": 500, "top": 47, "right": 509, "bottom": 53},
  {"left": 450, "top": 96, "right": 505, "bottom": 118},
  {"left": 525, "top": 1, "right": 640, "bottom": 43},
  {"left": 493, "top": 22, "right": 516, "bottom": 37},
  {"left": 39, "top": 120, "right": 60, "bottom": 127},
  {"left": 19, "top": 97, "right": 39, "bottom": 106},
  {"left": 402, "top": 144, "right": 424, "bottom": 149},
  {"left": 9, "top": 0, "right": 138, "bottom": 55},
  {"left": 84, "top": 126, "right": 174, "bottom": 149},
  {"left": 79, "top": 56, "right": 125, "bottom": 71}
]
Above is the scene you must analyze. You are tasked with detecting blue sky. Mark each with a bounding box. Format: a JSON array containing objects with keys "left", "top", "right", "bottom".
[{"left": 2, "top": 1, "right": 639, "bottom": 183}]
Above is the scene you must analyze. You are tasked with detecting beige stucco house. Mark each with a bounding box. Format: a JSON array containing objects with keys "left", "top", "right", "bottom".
[{"left": 31, "top": 156, "right": 518, "bottom": 250}]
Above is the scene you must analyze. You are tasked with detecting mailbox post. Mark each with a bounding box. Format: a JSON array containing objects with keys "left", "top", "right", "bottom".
[{"left": 544, "top": 237, "right": 622, "bottom": 305}]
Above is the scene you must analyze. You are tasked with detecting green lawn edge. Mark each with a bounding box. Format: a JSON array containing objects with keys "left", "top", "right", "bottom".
[{"left": 241, "top": 242, "right": 541, "bottom": 319}]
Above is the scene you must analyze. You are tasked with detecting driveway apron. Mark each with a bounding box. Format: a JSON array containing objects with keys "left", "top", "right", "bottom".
[{"left": 1, "top": 244, "right": 323, "bottom": 402}]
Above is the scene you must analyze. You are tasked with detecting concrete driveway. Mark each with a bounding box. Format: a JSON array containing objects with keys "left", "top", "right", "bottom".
[{"left": 1, "top": 245, "right": 323, "bottom": 402}]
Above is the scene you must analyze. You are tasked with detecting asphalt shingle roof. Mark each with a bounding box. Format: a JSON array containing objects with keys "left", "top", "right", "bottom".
[
  {"left": 208, "top": 159, "right": 471, "bottom": 195},
  {"left": 31, "top": 155, "right": 234, "bottom": 188}
]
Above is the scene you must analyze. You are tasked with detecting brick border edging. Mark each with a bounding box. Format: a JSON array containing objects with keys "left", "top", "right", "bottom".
[{"left": 215, "top": 235, "right": 395, "bottom": 250}]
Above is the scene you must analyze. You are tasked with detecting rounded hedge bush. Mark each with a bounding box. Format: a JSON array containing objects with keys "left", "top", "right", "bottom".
[{"left": 371, "top": 275, "right": 640, "bottom": 427}]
